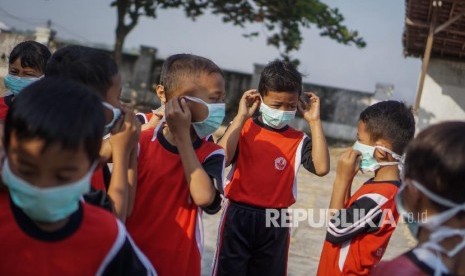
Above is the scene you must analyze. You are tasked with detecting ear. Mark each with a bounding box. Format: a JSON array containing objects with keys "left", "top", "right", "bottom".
[
  {"left": 374, "top": 139, "right": 393, "bottom": 161},
  {"left": 156, "top": 85, "right": 166, "bottom": 104}
]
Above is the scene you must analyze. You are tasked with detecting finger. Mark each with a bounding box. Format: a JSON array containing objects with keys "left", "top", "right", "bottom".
[
  {"left": 128, "top": 112, "right": 137, "bottom": 126},
  {"left": 110, "top": 118, "right": 123, "bottom": 134},
  {"left": 244, "top": 89, "right": 257, "bottom": 95},
  {"left": 305, "top": 92, "right": 318, "bottom": 98},
  {"left": 299, "top": 96, "right": 308, "bottom": 107},
  {"left": 179, "top": 98, "right": 190, "bottom": 115},
  {"left": 348, "top": 149, "right": 362, "bottom": 162},
  {"left": 170, "top": 97, "right": 182, "bottom": 113},
  {"left": 250, "top": 101, "right": 260, "bottom": 113},
  {"left": 297, "top": 101, "right": 305, "bottom": 114},
  {"left": 154, "top": 111, "right": 164, "bottom": 119}
]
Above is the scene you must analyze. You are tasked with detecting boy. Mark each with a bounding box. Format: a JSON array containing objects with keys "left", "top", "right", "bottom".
[
  {"left": 317, "top": 101, "right": 415, "bottom": 275},
  {"left": 213, "top": 60, "right": 330, "bottom": 275},
  {"left": 125, "top": 54, "right": 226, "bottom": 276},
  {"left": 372, "top": 121, "right": 465, "bottom": 275},
  {"left": 46, "top": 45, "right": 139, "bottom": 221},
  {"left": 1, "top": 41, "right": 51, "bottom": 121},
  {"left": 0, "top": 77, "right": 155, "bottom": 275}
]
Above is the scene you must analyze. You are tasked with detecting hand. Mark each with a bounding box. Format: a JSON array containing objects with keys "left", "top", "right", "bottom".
[
  {"left": 335, "top": 148, "right": 361, "bottom": 184},
  {"left": 298, "top": 92, "right": 321, "bottom": 123},
  {"left": 109, "top": 107, "right": 140, "bottom": 155},
  {"left": 165, "top": 97, "right": 191, "bottom": 140},
  {"left": 237, "top": 89, "right": 260, "bottom": 121}
]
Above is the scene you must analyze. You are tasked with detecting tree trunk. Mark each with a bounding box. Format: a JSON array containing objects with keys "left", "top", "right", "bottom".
[{"left": 114, "top": 27, "right": 127, "bottom": 66}]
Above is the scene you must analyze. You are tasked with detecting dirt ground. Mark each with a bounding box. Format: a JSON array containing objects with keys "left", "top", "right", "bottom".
[{"left": 200, "top": 147, "right": 417, "bottom": 276}]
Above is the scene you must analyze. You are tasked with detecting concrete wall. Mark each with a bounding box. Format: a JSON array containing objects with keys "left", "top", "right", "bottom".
[{"left": 418, "top": 58, "right": 465, "bottom": 130}]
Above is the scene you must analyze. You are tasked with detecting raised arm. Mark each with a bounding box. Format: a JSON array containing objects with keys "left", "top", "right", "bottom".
[
  {"left": 298, "top": 92, "right": 330, "bottom": 176},
  {"left": 218, "top": 89, "right": 260, "bottom": 166},
  {"left": 165, "top": 97, "right": 215, "bottom": 207},
  {"left": 107, "top": 109, "right": 139, "bottom": 222},
  {"left": 329, "top": 148, "right": 360, "bottom": 211}
]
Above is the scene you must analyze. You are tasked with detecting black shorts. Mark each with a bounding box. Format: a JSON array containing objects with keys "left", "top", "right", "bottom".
[{"left": 212, "top": 200, "right": 290, "bottom": 276}]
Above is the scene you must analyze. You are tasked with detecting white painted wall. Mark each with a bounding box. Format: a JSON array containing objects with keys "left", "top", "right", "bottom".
[{"left": 418, "top": 59, "right": 465, "bottom": 130}]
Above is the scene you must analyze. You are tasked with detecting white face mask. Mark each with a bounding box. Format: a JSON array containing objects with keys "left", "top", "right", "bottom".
[
  {"left": 102, "top": 102, "right": 122, "bottom": 137},
  {"left": 352, "top": 141, "right": 403, "bottom": 172},
  {"left": 397, "top": 179, "right": 465, "bottom": 275},
  {"left": 183, "top": 96, "right": 225, "bottom": 139},
  {"left": 259, "top": 101, "right": 296, "bottom": 129},
  {"left": 2, "top": 159, "right": 96, "bottom": 222}
]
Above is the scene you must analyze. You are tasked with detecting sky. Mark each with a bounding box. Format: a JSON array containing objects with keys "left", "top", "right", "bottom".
[{"left": 0, "top": 0, "right": 421, "bottom": 103}]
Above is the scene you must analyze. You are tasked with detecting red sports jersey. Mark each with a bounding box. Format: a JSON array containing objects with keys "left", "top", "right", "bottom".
[
  {"left": 136, "top": 112, "right": 154, "bottom": 124},
  {"left": 224, "top": 118, "right": 306, "bottom": 208},
  {"left": 0, "top": 95, "right": 13, "bottom": 122},
  {"left": 0, "top": 191, "right": 155, "bottom": 275},
  {"left": 126, "top": 125, "right": 225, "bottom": 276},
  {"left": 317, "top": 180, "right": 400, "bottom": 276},
  {"left": 91, "top": 166, "right": 107, "bottom": 191}
]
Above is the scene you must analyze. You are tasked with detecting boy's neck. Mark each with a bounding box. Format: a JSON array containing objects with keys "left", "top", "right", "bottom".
[
  {"left": 34, "top": 218, "right": 70, "bottom": 232},
  {"left": 373, "top": 165, "right": 400, "bottom": 182},
  {"left": 162, "top": 125, "right": 197, "bottom": 146}
]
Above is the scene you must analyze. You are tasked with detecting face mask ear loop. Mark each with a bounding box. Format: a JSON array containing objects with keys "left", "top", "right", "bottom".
[
  {"left": 375, "top": 146, "right": 403, "bottom": 161},
  {"left": 181, "top": 96, "right": 210, "bottom": 124},
  {"left": 411, "top": 180, "right": 465, "bottom": 230},
  {"left": 411, "top": 180, "right": 461, "bottom": 208}
]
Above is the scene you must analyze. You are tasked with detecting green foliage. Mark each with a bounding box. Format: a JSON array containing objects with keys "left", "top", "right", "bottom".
[{"left": 111, "top": 0, "right": 366, "bottom": 63}]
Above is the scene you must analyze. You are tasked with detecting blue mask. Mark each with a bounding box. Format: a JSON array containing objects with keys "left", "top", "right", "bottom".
[
  {"left": 183, "top": 96, "right": 225, "bottom": 139},
  {"left": 4, "top": 74, "right": 42, "bottom": 96},
  {"left": 102, "top": 102, "right": 122, "bottom": 137},
  {"left": 2, "top": 159, "right": 94, "bottom": 223},
  {"left": 259, "top": 101, "right": 296, "bottom": 129},
  {"left": 352, "top": 141, "right": 403, "bottom": 173}
]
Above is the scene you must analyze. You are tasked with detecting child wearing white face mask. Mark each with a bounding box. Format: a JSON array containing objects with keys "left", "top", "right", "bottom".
[
  {"left": 0, "top": 41, "right": 51, "bottom": 122},
  {"left": 372, "top": 121, "right": 465, "bottom": 276},
  {"left": 317, "top": 100, "right": 415, "bottom": 276},
  {"left": 213, "top": 60, "right": 330, "bottom": 275},
  {"left": 46, "top": 45, "right": 139, "bottom": 222},
  {"left": 0, "top": 78, "right": 155, "bottom": 275},
  {"left": 125, "top": 54, "right": 226, "bottom": 276}
]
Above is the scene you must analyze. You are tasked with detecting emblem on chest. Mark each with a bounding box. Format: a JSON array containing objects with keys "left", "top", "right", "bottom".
[{"left": 274, "top": 157, "right": 287, "bottom": 170}]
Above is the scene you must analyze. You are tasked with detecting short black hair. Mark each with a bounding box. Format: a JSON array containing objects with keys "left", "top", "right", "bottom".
[
  {"left": 160, "top": 54, "right": 224, "bottom": 96},
  {"left": 404, "top": 121, "right": 465, "bottom": 208},
  {"left": 4, "top": 77, "right": 105, "bottom": 162},
  {"left": 9, "top": 41, "right": 51, "bottom": 73},
  {"left": 359, "top": 101, "right": 415, "bottom": 154},
  {"left": 45, "top": 45, "right": 118, "bottom": 98},
  {"left": 258, "top": 60, "right": 302, "bottom": 96}
]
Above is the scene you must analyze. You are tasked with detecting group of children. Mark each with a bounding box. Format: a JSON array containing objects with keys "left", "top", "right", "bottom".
[{"left": 0, "top": 40, "right": 464, "bottom": 276}]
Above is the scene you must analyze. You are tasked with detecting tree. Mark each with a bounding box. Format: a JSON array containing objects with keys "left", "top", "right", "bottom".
[{"left": 111, "top": 0, "right": 366, "bottom": 65}]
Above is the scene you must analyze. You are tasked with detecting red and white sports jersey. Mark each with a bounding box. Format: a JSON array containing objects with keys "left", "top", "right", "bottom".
[
  {"left": 0, "top": 191, "right": 155, "bottom": 275},
  {"left": 0, "top": 95, "right": 13, "bottom": 122},
  {"left": 126, "top": 125, "right": 225, "bottom": 276},
  {"left": 317, "top": 180, "right": 400, "bottom": 276},
  {"left": 224, "top": 117, "right": 308, "bottom": 208}
]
